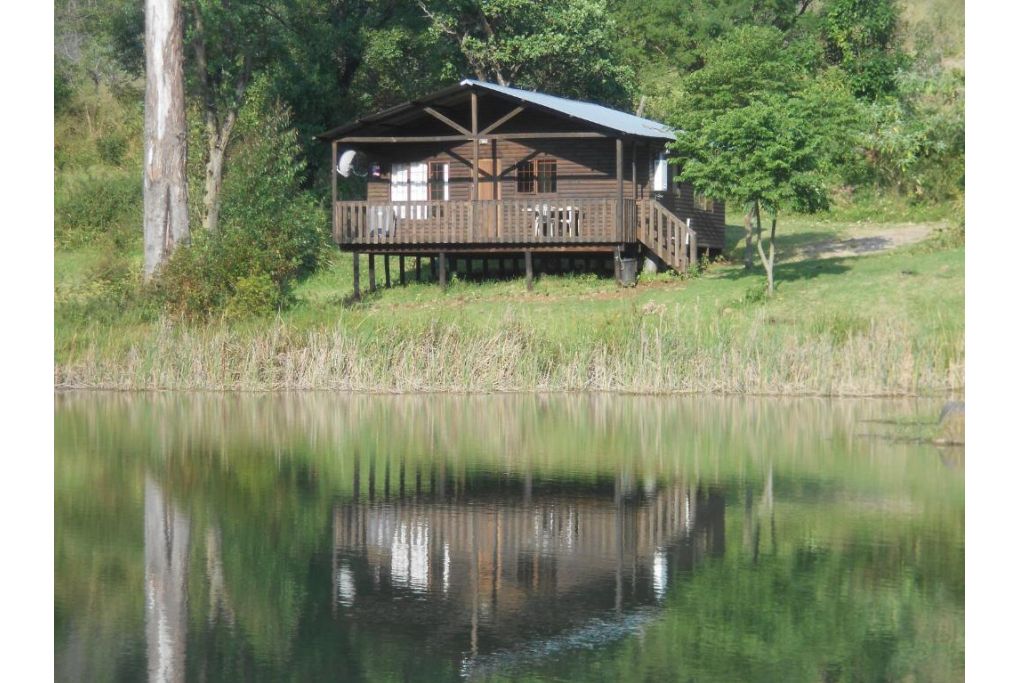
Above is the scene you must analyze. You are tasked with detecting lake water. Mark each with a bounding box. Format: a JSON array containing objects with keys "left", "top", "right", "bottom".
[{"left": 54, "top": 392, "right": 964, "bottom": 682}]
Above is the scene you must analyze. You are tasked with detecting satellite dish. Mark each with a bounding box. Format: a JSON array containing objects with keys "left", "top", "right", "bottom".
[{"left": 337, "top": 149, "right": 369, "bottom": 178}]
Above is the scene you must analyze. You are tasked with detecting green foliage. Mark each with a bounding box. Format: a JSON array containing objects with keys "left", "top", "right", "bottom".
[
  {"left": 95, "top": 130, "right": 128, "bottom": 165},
  {"left": 421, "top": 0, "right": 635, "bottom": 106},
  {"left": 819, "top": 0, "right": 909, "bottom": 100},
  {"left": 225, "top": 274, "right": 283, "bottom": 320},
  {"left": 852, "top": 67, "right": 964, "bottom": 199},
  {"left": 671, "top": 27, "right": 858, "bottom": 216},
  {"left": 54, "top": 170, "right": 140, "bottom": 248},
  {"left": 157, "top": 85, "right": 326, "bottom": 318},
  {"left": 54, "top": 250, "right": 146, "bottom": 325}
]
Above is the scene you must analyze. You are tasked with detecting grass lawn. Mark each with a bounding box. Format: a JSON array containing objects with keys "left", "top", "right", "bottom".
[{"left": 54, "top": 212, "right": 964, "bottom": 395}]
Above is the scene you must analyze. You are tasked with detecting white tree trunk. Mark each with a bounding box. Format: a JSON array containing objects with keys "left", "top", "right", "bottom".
[
  {"left": 144, "top": 477, "right": 190, "bottom": 683},
  {"left": 143, "top": 0, "right": 189, "bottom": 279}
]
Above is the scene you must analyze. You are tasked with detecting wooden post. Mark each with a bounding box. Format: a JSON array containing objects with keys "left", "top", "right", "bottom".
[
  {"left": 368, "top": 253, "right": 377, "bottom": 292},
  {"left": 471, "top": 90, "right": 479, "bottom": 200},
  {"left": 614, "top": 246, "right": 622, "bottom": 284},
  {"left": 616, "top": 138, "right": 624, "bottom": 241},
  {"left": 439, "top": 252, "right": 447, "bottom": 288},
  {"left": 525, "top": 250, "right": 533, "bottom": 291},
  {"left": 399, "top": 256, "right": 406, "bottom": 285},
  {"left": 631, "top": 141, "right": 638, "bottom": 200},
  {"left": 416, "top": 256, "right": 422, "bottom": 281},
  {"left": 331, "top": 139, "right": 337, "bottom": 210},
  {"left": 384, "top": 255, "right": 391, "bottom": 288},
  {"left": 352, "top": 252, "right": 360, "bottom": 300},
  {"left": 689, "top": 224, "right": 698, "bottom": 272}
]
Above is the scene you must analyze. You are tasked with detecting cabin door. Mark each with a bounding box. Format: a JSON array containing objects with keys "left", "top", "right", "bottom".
[{"left": 478, "top": 158, "right": 501, "bottom": 238}]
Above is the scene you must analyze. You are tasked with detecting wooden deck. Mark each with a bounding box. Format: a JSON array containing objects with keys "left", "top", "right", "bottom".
[{"left": 334, "top": 197, "right": 698, "bottom": 271}]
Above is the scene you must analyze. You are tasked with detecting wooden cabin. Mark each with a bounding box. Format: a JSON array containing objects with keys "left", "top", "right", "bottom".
[{"left": 318, "top": 80, "right": 725, "bottom": 296}]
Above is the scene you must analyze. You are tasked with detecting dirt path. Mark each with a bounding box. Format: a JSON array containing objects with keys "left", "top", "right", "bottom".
[{"left": 789, "top": 221, "right": 943, "bottom": 261}]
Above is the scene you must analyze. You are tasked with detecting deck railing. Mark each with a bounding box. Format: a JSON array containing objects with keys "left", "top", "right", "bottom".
[
  {"left": 334, "top": 197, "right": 637, "bottom": 246},
  {"left": 637, "top": 199, "right": 697, "bottom": 271}
]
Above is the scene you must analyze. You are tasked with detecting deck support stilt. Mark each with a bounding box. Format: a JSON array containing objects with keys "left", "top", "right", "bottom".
[
  {"left": 352, "top": 252, "right": 361, "bottom": 300},
  {"left": 416, "top": 256, "right": 422, "bottom": 281},
  {"left": 525, "top": 250, "right": 534, "bottom": 291},
  {"left": 439, "top": 252, "right": 447, "bottom": 289},
  {"left": 369, "top": 254, "right": 377, "bottom": 292},
  {"left": 399, "top": 256, "right": 406, "bottom": 285},
  {"left": 384, "top": 255, "right": 391, "bottom": 288},
  {"left": 613, "top": 246, "right": 622, "bottom": 285}
]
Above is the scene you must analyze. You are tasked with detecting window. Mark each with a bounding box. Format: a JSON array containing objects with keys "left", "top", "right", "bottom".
[
  {"left": 694, "top": 192, "right": 714, "bottom": 212},
  {"left": 428, "top": 162, "right": 449, "bottom": 200},
  {"left": 390, "top": 162, "right": 429, "bottom": 218},
  {"left": 516, "top": 160, "right": 535, "bottom": 193},
  {"left": 517, "top": 159, "right": 556, "bottom": 194},
  {"left": 652, "top": 153, "right": 668, "bottom": 192},
  {"left": 537, "top": 159, "right": 557, "bottom": 193}
]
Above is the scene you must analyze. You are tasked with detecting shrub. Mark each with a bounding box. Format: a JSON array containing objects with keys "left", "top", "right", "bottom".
[
  {"left": 96, "top": 132, "right": 128, "bottom": 166},
  {"left": 55, "top": 251, "right": 141, "bottom": 324},
  {"left": 54, "top": 170, "right": 140, "bottom": 248},
  {"left": 157, "top": 81, "right": 326, "bottom": 318},
  {"left": 225, "top": 274, "right": 283, "bottom": 319}
]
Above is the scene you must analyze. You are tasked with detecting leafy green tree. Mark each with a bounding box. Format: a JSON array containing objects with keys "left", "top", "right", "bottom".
[
  {"left": 158, "top": 81, "right": 326, "bottom": 317},
  {"left": 608, "top": 0, "right": 818, "bottom": 78},
  {"left": 417, "top": 0, "right": 634, "bottom": 106},
  {"left": 667, "top": 25, "right": 819, "bottom": 270},
  {"left": 670, "top": 27, "right": 857, "bottom": 295},
  {"left": 184, "top": 0, "right": 289, "bottom": 233},
  {"left": 819, "top": 0, "right": 907, "bottom": 100}
]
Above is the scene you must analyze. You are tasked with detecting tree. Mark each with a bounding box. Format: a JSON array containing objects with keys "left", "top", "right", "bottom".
[
  {"left": 418, "top": 0, "right": 633, "bottom": 106},
  {"left": 185, "top": 0, "right": 283, "bottom": 233},
  {"left": 670, "top": 27, "right": 856, "bottom": 295},
  {"left": 667, "top": 26, "right": 818, "bottom": 271},
  {"left": 819, "top": 0, "right": 906, "bottom": 100},
  {"left": 143, "top": 0, "right": 190, "bottom": 279}
]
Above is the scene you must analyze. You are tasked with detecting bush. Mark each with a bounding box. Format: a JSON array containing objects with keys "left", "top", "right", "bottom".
[
  {"left": 54, "top": 170, "right": 141, "bottom": 248},
  {"left": 55, "top": 251, "right": 142, "bottom": 324},
  {"left": 225, "top": 274, "right": 282, "bottom": 319},
  {"left": 157, "top": 82, "right": 326, "bottom": 318},
  {"left": 96, "top": 132, "right": 128, "bottom": 165}
]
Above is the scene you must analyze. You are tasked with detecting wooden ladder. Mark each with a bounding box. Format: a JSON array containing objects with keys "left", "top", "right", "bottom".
[{"left": 636, "top": 199, "right": 698, "bottom": 273}]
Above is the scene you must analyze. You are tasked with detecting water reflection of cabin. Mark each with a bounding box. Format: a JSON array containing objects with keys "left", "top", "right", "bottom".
[
  {"left": 331, "top": 472, "right": 725, "bottom": 664},
  {"left": 318, "top": 80, "right": 726, "bottom": 296}
]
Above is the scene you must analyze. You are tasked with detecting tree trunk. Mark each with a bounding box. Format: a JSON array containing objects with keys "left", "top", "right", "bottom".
[
  {"left": 756, "top": 210, "right": 778, "bottom": 296},
  {"left": 143, "top": 0, "right": 190, "bottom": 280},
  {"left": 145, "top": 477, "right": 190, "bottom": 683},
  {"left": 743, "top": 207, "right": 754, "bottom": 270},
  {"left": 202, "top": 128, "right": 230, "bottom": 233}
]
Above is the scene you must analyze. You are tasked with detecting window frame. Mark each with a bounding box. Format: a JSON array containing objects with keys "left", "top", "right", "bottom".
[
  {"left": 516, "top": 160, "right": 536, "bottom": 194},
  {"left": 428, "top": 161, "right": 449, "bottom": 201},
  {"left": 517, "top": 158, "right": 557, "bottom": 195}
]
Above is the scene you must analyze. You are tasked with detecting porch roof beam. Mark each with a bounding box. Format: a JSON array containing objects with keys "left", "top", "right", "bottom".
[
  {"left": 336, "top": 131, "right": 615, "bottom": 144},
  {"left": 480, "top": 106, "right": 525, "bottom": 135},
  {"left": 422, "top": 106, "right": 472, "bottom": 136}
]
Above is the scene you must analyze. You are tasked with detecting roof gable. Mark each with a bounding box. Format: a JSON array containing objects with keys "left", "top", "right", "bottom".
[
  {"left": 459, "top": 79, "right": 674, "bottom": 141},
  {"left": 318, "top": 80, "right": 675, "bottom": 142}
]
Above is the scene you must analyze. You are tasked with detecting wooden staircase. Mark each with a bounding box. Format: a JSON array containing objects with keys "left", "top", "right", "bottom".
[{"left": 637, "top": 199, "right": 698, "bottom": 273}]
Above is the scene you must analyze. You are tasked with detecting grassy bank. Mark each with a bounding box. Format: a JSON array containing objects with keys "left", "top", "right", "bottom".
[{"left": 55, "top": 216, "right": 964, "bottom": 395}]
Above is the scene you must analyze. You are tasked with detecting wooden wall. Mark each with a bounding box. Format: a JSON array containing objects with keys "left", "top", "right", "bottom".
[
  {"left": 364, "top": 138, "right": 652, "bottom": 203},
  {"left": 352, "top": 104, "right": 726, "bottom": 249}
]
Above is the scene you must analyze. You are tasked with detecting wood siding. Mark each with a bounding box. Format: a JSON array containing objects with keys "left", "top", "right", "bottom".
[{"left": 362, "top": 139, "right": 724, "bottom": 250}]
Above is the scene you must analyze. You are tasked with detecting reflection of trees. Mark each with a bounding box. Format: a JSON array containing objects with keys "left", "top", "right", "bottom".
[
  {"left": 144, "top": 477, "right": 190, "bottom": 683},
  {"left": 53, "top": 392, "right": 964, "bottom": 682}
]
